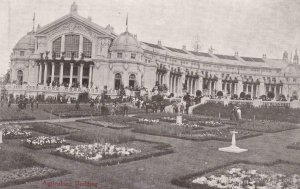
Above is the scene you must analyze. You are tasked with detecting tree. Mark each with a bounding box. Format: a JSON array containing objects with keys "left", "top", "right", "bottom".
[
  {"left": 245, "top": 94, "right": 251, "bottom": 100},
  {"left": 196, "top": 90, "right": 202, "bottom": 97},
  {"left": 217, "top": 91, "right": 223, "bottom": 98}
]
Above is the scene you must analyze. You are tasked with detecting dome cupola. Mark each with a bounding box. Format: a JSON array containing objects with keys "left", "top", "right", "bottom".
[
  {"left": 110, "top": 30, "right": 142, "bottom": 53},
  {"left": 13, "top": 31, "right": 35, "bottom": 51}
]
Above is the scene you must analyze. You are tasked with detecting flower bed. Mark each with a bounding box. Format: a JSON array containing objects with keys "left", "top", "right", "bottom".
[
  {"left": 55, "top": 143, "right": 141, "bottom": 161},
  {"left": 132, "top": 124, "right": 261, "bottom": 141},
  {"left": 52, "top": 140, "right": 174, "bottom": 166},
  {"left": 0, "top": 150, "right": 67, "bottom": 188},
  {"left": 2, "top": 126, "right": 32, "bottom": 139},
  {"left": 287, "top": 142, "right": 300, "bottom": 150},
  {"left": 172, "top": 161, "right": 300, "bottom": 189},
  {"left": 30, "top": 122, "right": 71, "bottom": 135},
  {"left": 0, "top": 166, "right": 65, "bottom": 188},
  {"left": 23, "top": 136, "right": 67, "bottom": 150},
  {"left": 160, "top": 116, "right": 187, "bottom": 123},
  {"left": 181, "top": 128, "right": 261, "bottom": 141},
  {"left": 176, "top": 123, "right": 204, "bottom": 130},
  {"left": 234, "top": 120, "right": 298, "bottom": 133},
  {"left": 197, "top": 120, "right": 224, "bottom": 127},
  {"left": 137, "top": 118, "right": 160, "bottom": 125}
]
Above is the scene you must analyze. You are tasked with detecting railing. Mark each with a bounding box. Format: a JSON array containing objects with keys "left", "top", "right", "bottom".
[
  {"left": 205, "top": 98, "right": 299, "bottom": 108},
  {"left": 5, "top": 84, "right": 103, "bottom": 95}
]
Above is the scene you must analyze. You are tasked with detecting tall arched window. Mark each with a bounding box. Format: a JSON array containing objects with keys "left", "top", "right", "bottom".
[
  {"left": 65, "top": 35, "right": 80, "bottom": 58},
  {"left": 115, "top": 73, "right": 122, "bottom": 90},
  {"left": 17, "top": 70, "right": 23, "bottom": 84},
  {"left": 83, "top": 37, "right": 92, "bottom": 58},
  {"left": 52, "top": 37, "right": 61, "bottom": 58},
  {"left": 129, "top": 74, "right": 136, "bottom": 88}
]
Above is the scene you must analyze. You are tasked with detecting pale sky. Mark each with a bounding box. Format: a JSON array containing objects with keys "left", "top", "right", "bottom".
[{"left": 1, "top": 0, "right": 300, "bottom": 76}]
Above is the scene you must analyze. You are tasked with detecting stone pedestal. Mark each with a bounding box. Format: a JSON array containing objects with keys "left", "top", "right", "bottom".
[
  {"left": 0, "top": 130, "right": 2, "bottom": 144},
  {"left": 218, "top": 131, "right": 248, "bottom": 153},
  {"left": 176, "top": 115, "right": 182, "bottom": 125}
]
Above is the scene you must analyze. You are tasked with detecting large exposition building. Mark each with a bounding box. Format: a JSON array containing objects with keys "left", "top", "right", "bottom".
[{"left": 6, "top": 2, "right": 300, "bottom": 100}]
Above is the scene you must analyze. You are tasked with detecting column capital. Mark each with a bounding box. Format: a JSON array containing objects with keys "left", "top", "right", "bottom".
[
  {"left": 70, "top": 63, "right": 74, "bottom": 66},
  {"left": 52, "top": 62, "right": 55, "bottom": 66}
]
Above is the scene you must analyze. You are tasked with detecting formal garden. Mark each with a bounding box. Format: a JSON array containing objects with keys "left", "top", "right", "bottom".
[{"left": 0, "top": 101, "right": 300, "bottom": 189}]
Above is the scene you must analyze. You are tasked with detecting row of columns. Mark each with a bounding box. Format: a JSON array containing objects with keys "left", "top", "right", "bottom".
[
  {"left": 156, "top": 70, "right": 285, "bottom": 98},
  {"left": 37, "top": 62, "right": 94, "bottom": 88}
]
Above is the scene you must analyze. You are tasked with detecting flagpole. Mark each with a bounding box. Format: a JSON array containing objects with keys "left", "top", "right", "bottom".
[
  {"left": 32, "top": 12, "right": 35, "bottom": 32},
  {"left": 126, "top": 13, "right": 128, "bottom": 32}
]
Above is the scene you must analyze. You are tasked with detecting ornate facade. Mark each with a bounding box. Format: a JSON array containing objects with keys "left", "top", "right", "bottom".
[{"left": 8, "top": 3, "right": 300, "bottom": 100}]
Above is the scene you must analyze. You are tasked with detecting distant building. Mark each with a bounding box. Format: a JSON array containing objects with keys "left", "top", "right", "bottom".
[{"left": 7, "top": 2, "right": 300, "bottom": 100}]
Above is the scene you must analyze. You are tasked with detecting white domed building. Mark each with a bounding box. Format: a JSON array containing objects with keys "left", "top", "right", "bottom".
[{"left": 6, "top": 2, "right": 300, "bottom": 103}]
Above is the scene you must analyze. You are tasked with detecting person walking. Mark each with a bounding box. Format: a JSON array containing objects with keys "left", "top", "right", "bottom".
[
  {"left": 36, "top": 99, "right": 39, "bottom": 109},
  {"left": 30, "top": 99, "right": 34, "bottom": 111}
]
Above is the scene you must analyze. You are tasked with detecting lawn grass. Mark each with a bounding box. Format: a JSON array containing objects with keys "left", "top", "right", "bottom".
[
  {"left": 0, "top": 107, "right": 35, "bottom": 121},
  {"left": 66, "top": 130, "right": 135, "bottom": 144},
  {"left": 231, "top": 120, "right": 299, "bottom": 133},
  {"left": 193, "top": 102, "right": 300, "bottom": 123},
  {"left": 29, "top": 122, "right": 71, "bottom": 135}
]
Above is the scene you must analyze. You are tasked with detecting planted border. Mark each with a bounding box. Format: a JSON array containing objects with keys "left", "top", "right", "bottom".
[
  {"left": 287, "top": 142, "right": 300, "bottom": 150},
  {"left": 171, "top": 159, "right": 300, "bottom": 188},
  {"left": 0, "top": 166, "right": 69, "bottom": 188},
  {"left": 131, "top": 128, "right": 262, "bottom": 142}
]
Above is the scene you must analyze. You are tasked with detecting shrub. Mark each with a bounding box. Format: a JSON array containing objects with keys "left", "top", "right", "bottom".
[
  {"left": 267, "top": 91, "right": 275, "bottom": 99},
  {"left": 217, "top": 91, "right": 223, "bottom": 98},
  {"left": 78, "top": 92, "right": 89, "bottom": 103},
  {"left": 240, "top": 92, "right": 245, "bottom": 99}
]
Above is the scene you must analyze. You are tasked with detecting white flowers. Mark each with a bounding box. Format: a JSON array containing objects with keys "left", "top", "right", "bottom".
[
  {"left": 137, "top": 118, "right": 159, "bottom": 125},
  {"left": 55, "top": 143, "right": 141, "bottom": 161},
  {"left": 25, "top": 136, "right": 65, "bottom": 146},
  {"left": 199, "top": 120, "right": 223, "bottom": 127},
  {"left": 192, "top": 167, "right": 300, "bottom": 189},
  {"left": 3, "top": 126, "right": 32, "bottom": 138}
]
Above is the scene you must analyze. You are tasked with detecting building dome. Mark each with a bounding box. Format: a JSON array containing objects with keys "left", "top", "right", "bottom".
[
  {"left": 110, "top": 31, "right": 142, "bottom": 53},
  {"left": 13, "top": 32, "right": 35, "bottom": 50}
]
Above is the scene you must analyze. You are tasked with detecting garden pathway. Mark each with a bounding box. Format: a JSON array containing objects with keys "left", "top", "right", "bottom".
[{"left": 3, "top": 117, "right": 300, "bottom": 189}]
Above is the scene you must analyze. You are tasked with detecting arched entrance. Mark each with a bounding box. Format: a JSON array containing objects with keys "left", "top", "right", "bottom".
[
  {"left": 114, "top": 73, "right": 122, "bottom": 90},
  {"left": 129, "top": 74, "right": 136, "bottom": 89},
  {"left": 17, "top": 70, "right": 23, "bottom": 84}
]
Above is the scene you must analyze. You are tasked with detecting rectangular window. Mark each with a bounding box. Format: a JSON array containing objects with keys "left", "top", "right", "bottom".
[
  {"left": 117, "top": 52, "right": 122, "bottom": 58},
  {"left": 52, "top": 37, "right": 61, "bottom": 58},
  {"left": 20, "top": 51, "right": 25, "bottom": 56},
  {"left": 83, "top": 37, "right": 92, "bottom": 58},
  {"left": 65, "top": 35, "right": 80, "bottom": 58},
  {"left": 131, "top": 53, "right": 136, "bottom": 59}
]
